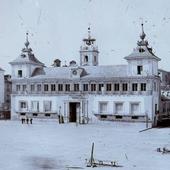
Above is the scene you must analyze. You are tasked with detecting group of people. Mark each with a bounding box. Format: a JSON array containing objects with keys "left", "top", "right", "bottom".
[{"left": 20, "top": 116, "right": 33, "bottom": 124}]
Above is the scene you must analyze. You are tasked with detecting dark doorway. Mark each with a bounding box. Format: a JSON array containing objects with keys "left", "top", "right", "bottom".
[{"left": 69, "top": 102, "right": 80, "bottom": 122}]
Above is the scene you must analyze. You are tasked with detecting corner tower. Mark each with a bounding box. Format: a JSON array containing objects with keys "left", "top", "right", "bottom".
[
  {"left": 9, "top": 33, "right": 44, "bottom": 78},
  {"left": 80, "top": 27, "right": 99, "bottom": 66},
  {"left": 124, "top": 23, "right": 161, "bottom": 76}
]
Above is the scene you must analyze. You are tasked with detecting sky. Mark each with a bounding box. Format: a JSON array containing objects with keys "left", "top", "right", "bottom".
[{"left": 1, "top": 0, "right": 170, "bottom": 74}]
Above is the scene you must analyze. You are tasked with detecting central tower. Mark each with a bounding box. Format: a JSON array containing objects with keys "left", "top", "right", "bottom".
[{"left": 80, "top": 27, "right": 99, "bottom": 66}]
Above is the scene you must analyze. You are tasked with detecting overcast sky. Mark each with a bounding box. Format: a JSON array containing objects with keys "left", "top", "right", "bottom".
[{"left": 1, "top": 0, "right": 170, "bottom": 73}]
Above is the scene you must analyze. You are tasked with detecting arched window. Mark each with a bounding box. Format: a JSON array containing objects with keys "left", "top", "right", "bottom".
[{"left": 84, "top": 55, "right": 88, "bottom": 62}]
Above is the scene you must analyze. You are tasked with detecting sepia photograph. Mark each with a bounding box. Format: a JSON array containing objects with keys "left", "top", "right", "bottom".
[{"left": 0, "top": 0, "right": 170, "bottom": 169}]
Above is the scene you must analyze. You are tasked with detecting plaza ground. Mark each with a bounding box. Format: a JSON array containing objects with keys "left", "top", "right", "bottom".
[{"left": 0, "top": 119, "right": 170, "bottom": 170}]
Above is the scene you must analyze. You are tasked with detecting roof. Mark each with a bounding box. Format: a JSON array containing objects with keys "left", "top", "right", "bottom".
[
  {"left": 124, "top": 46, "right": 161, "bottom": 61},
  {"left": 30, "top": 65, "right": 128, "bottom": 80}
]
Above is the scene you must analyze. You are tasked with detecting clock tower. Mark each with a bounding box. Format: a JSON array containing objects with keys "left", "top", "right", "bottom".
[{"left": 80, "top": 27, "right": 99, "bottom": 66}]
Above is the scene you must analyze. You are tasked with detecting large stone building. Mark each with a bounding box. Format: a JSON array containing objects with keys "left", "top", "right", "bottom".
[{"left": 10, "top": 25, "right": 161, "bottom": 124}]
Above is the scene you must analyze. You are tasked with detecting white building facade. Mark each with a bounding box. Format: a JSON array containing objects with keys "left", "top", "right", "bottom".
[{"left": 10, "top": 25, "right": 161, "bottom": 124}]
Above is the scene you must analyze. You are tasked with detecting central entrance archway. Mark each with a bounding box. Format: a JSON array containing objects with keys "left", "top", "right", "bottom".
[{"left": 69, "top": 102, "right": 80, "bottom": 122}]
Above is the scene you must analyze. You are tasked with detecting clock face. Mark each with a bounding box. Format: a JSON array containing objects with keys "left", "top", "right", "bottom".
[{"left": 72, "top": 70, "right": 77, "bottom": 75}]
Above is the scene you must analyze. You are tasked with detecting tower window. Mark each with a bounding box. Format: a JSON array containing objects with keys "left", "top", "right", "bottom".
[
  {"left": 84, "top": 55, "right": 88, "bottom": 62},
  {"left": 137, "top": 65, "right": 143, "bottom": 75},
  {"left": 18, "top": 70, "right": 22, "bottom": 77}
]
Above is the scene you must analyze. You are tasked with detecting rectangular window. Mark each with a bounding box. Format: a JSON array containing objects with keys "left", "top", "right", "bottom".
[
  {"left": 31, "top": 101, "right": 39, "bottom": 112},
  {"left": 115, "top": 103, "right": 123, "bottom": 114},
  {"left": 141, "top": 83, "right": 146, "bottom": 91},
  {"left": 83, "top": 84, "right": 88, "bottom": 91},
  {"left": 106, "top": 84, "right": 112, "bottom": 91},
  {"left": 58, "top": 84, "right": 63, "bottom": 91},
  {"left": 20, "top": 101, "right": 27, "bottom": 109},
  {"left": 43, "top": 101, "right": 52, "bottom": 112},
  {"left": 44, "top": 84, "right": 49, "bottom": 91},
  {"left": 131, "top": 103, "right": 139, "bottom": 115},
  {"left": 45, "top": 113, "right": 51, "bottom": 117},
  {"left": 23, "top": 85, "right": 26, "bottom": 91},
  {"left": 91, "top": 84, "right": 96, "bottom": 91},
  {"left": 30, "top": 84, "right": 35, "bottom": 91},
  {"left": 51, "top": 84, "right": 56, "bottom": 91},
  {"left": 122, "top": 83, "right": 128, "bottom": 91},
  {"left": 65, "top": 84, "right": 70, "bottom": 91},
  {"left": 37, "top": 84, "right": 41, "bottom": 92},
  {"left": 99, "top": 102, "right": 107, "bottom": 113},
  {"left": 74, "top": 84, "right": 79, "bottom": 91},
  {"left": 114, "top": 83, "right": 119, "bottom": 91},
  {"left": 16, "top": 85, "right": 20, "bottom": 91},
  {"left": 132, "top": 83, "right": 138, "bottom": 91},
  {"left": 137, "top": 65, "right": 143, "bottom": 75},
  {"left": 98, "top": 84, "right": 104, "bottom": 91},
  {"left": 18, "top": 70, "right": 22, "bottom": 77}
]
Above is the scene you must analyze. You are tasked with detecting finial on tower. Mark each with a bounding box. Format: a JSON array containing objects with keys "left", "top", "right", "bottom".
[
  {"left": 88, "top": 26, "right": 91, "bottom": 38},
  {"left": 25, "top": 32, "right": 30, "bottom": 48},
  {"left": 140, "top": 22, "right": 146, "bottom": 40}
]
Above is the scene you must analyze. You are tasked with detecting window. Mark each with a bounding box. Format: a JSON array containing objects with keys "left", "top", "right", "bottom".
[
  {"left": 58, "top": 84, "right": 63, "bottom": 91},
  {"left": 16, "top": 85, "right": 21, "bottom": 91},
  {"left": 74, "top": 84, "right": 79, "bottom": 91},
  {"left": 23, "top": 85, "right": 26, "bottom": 91},
  {"left": 131, "top": 103, "right": 139, "bottom": 115},
  {"left": 132, "top": 83, "right": 138, "bottom": 91},
  {"left": 20, "top": 101, "right": 27, "bottom": 109},
  {"left": 137, "top": 65, "right": 143, "bottom": 75},
  {"left": 33, "top": 113, "right": 38, "bottom": 117},
  {"left": 99, "top": 102, "right": 107, "bottom": 113},
  {"left": 114, "top": 83, "right": 119, "bottom": 91},
  {"left": 30, "top": 84, "right": 35, "bottom": 91},
  {"left": 31, "top": 101, "right": 39, "bottom": 112},
  {"left": 44, "top": 84, "right": 49, "bottom": 91},
  {"left": 98, "top": 84, "right": 104, "bottom": 91},
  {"left": 106, "top": 84, "right": 112, "bottom": 91},
  {"left": 18, "top": 70, "right": 22, "bottom": 77},
  {"left": 141, "top": 83, "right": 146, "bottom": 91},
  {"left": 91, "top": 84, "right": 96, "bottom": 91},
  {"left": 45, "top": 113, "right": 51, "bottom": 117},
  {"left": 115, "top": 103, "right": 123, "bottom": 114},
  {"left": 37, "top": 84, "right": 41, "bottom": 92},
  {"left": 84, "top": 55, "right": 88, "bottom": 62},
  {"left": 43, "top": 101, "right": 52, "bottom": 112},
  {"left": 122, "top": 83, "right": 128, "bottom": 91},
  {"left": 51, "top": 84, "right": 56, "bottom": 91},
  {"left": 65, "top": 84, "right": 70, "bottom": 91},
  {"left": 83, "top": 84, "right": 88, "bottom": 91}
]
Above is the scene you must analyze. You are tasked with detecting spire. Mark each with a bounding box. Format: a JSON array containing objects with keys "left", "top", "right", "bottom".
[
  {"left": 88, "top": 26, "right": 91, "bottom": 38},
  {"left": 140, "top": 23, "right": 146, "bottom": 40},
  {"left": 137, "top": 23, "right": 148, "bottom": 47},
  {"left": 25, "top": 32, "right": 30, "bottom": 48},
  {"left": 83, "top": 27, "right": 96, "bottom": 46}
]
